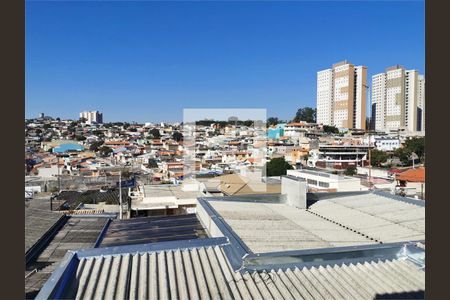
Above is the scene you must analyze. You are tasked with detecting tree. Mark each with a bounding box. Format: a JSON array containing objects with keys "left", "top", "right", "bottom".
[
  {"left": 403, "top": 137, "right": 425, "bottom": 161},
  {"left": 293, "top": 107, "right": 317, "bottom": 123},
  {"left": 75, "top": 135, "right": 86, "bottom": 141},
  {"left": 79, "top": 117, "right": 87, "bottom": 123},
  {"left": 323, "top": 125, "right": 339, "bottom": 134},
  {"left": 394, "top": 147, "right": 412, "bottom": 166},
  {"left": 267, "top": 117, "right": 279, "bottom": 126},
  {"left": 148, "top": 159, "right": 158, "bottom": 168},
  {"left": 92, "top": 130, "right": 105, "bottom": 138},
  {"left": 265, "top": 157, "right": 293, "bottom": 177},
  {"left": 89, "top": 140, "right": 104, "bottom": 151},
  {"left": 344, "top": 165, "right": 357, "bottom": 176},
  {"left": 370, "top": 149, "right": 388, "bottom": 167},
  {"left": 149, "top": 128, "right": 161, "bottom": 139},
  {"left": 98, "top": 146, "right": 113, "bottom": 157},
  {"left": 43, "top": 124, "right": 51, "bottom": 130},
  {"left": 172, "top": 131, "right": 183, "bottom": 142},
  {"left": 242, "top": 120, "right": 253, "bottom": 127}
]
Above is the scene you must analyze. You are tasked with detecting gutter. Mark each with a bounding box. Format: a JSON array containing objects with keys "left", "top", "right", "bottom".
[
  {"left": 93, "top": 218, "right": 112, "bottom": 248},
  {"left": 26, "top": 214, "right": 68, "bottom": 266},
  {"left": 35, "top": 251, "right": 78, "bottom": 300}
]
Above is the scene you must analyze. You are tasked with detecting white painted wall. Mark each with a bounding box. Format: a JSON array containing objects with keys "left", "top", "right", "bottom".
[
  {"left": 281, "top": 176, "right": 307, "bottom": 209},
  {"left": 37, "top": 165, "right": 59, "bottom": 177}
]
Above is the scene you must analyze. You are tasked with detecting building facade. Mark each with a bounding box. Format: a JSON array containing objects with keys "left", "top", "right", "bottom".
[
  {"left": 316, "top": 60, "right": 367, "bottom": 130},
  {"left": 372, "top": 66, "right": 425, "bottom": 133},
  {"left": 287, "top": 169, "right": 363, "bottom": 192},
  {"left": 418, "top": 75, "right": 425, "bottom": 132},
  {"left": 267, "top": 124, "right": 285, "bottom": 140},
  {"left": 79, "top": 110, "right": 103, "bottom": 124}
]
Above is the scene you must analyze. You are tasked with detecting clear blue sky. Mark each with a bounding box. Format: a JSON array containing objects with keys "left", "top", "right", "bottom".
[{"left": 26, "top": 1, "right": 424, "bottom": 123}]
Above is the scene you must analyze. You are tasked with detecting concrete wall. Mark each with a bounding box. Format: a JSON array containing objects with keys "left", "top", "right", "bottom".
[
  {"left": 25, "top": 175, "right": 121, "bottom": 192},
  {"left": 338, "top": 179, "right": 366, "bottom": 192},
  {"left": 281, "top": 176, "right": 307, "bottom": 209},
  {"left": 287, "top": 169, "right": 362, "bottom": 192},
  {"left": 357, "top": 167, "right": 390, "bottom": 179},
  {"left": 196, "top": 200, "right": 225, "bottom": 238},
  {"left": 37, "top": 165, "right": 59, "bottom": 177}
]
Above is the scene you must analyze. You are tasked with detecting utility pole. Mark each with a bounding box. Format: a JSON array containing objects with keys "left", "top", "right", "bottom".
[
  {"left": 363, "top": 82, "right": 373, "bottom": 190},
  {"left": 57, "top": 155, "right": 61, "bottom": 192},
  {"left": 119, "top": 170, "right": 123, "bottom": 220}
]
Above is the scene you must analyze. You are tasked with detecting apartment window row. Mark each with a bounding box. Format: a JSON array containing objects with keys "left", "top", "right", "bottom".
[{"left": 306, "top": 178, "right": 330, "bottom": 188}]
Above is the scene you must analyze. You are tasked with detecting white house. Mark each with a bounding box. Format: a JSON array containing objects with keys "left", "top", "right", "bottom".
[{"left": 287, "top": 169, "right": 365, "bottom": 192}]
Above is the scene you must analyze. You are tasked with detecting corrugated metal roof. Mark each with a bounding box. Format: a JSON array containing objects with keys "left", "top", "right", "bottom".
[
  {"left": 57, "top": 245, "right": 424, "bottom": 300},
  {"left": 25, "top": 208, "right": 63, "bottom": 253},
  {"left": 308, "top": 194, "right": 425, "bottom": 243},
  {"left": 99, "top": 214, "right": 208, "bottom": 247},
  {"left": 26, "top": 216, "right": 109, "bottom": 299},
  {"left": 205, "top": 192, "right": 425, "bottom": 253},
  {"left": 208, "top": 200, "right": 377, "bottom": 253}
]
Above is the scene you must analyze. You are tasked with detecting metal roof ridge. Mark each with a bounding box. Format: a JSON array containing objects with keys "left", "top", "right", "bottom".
[
  {"left": 372, "top": 190, "right": 425, "bottom": 207},
  {"left": 241, "top": 241, "right": 425, "bottom": 272},
  {"left": 75, "top": 236, "right": 230, "bottom": 259}
]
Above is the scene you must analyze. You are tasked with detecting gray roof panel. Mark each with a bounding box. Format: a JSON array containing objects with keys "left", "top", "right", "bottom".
[{"left": 41, "top": 243, "right": 425, "bottom": 300}]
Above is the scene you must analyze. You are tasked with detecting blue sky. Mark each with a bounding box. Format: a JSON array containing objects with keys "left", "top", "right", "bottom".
[{"left": 25, "top": 1, "right": 424, "bottom": 123}]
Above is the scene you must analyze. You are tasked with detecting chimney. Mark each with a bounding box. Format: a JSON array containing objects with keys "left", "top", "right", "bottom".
[{"left": 281, "top": 175, "right": 307, "bottom": 209}]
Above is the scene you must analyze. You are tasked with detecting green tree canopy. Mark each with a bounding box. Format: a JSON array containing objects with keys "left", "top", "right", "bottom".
[
  {"left": 394, "top": 147, "right": 411, "bottom": 166},
  {"left": 89, "top": 140, "right": 104, "bottom": 151},
  {"left": 403, "top": 137, "right": 425, "bottom": 160},
  {"left": 265, "top": 157, "right": 293, "bottom": 177},
  {"left": 393, "top": 137, "right": 425, "bottom": 166},
  {"left": 323, "top": 125, "right": 339, "bottom": 134},
  {"left": 370, "top": 149, "right": 388, "bottom": 167},
  {"left": 344, "top": 165, "right": 357, "bottom": 176},
  {"left": 292, "top": 107, "right": 317, "bottom": 123},
  {"left": 98, "top": 146, "right": 113, "bottom": 157},
  {"left": 149, "top": 128, "right": 161, "bottom": 139},
  {"left": 172, "top": 131, "right": 183, "bottom": 142},
  {"left": 267, "top": 117, "right": 279, "bottom": 126},
  {"left": 75, "top": 135, "right": 86, "bottom": 141}
]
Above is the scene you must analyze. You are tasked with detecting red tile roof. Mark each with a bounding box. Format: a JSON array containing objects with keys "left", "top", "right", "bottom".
[{"left": 396, "top": 167, "right": 425, "bottom": 182}]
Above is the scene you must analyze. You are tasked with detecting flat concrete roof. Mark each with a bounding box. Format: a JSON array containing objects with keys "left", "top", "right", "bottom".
[
  {"left": 131, "top": 185, "right": 200, "bottom": 210},
  {"left": 142, "top": 185, "right": 201, "bottom": 199}
]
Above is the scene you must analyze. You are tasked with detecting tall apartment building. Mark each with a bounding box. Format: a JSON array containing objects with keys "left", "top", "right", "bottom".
[
  {"left": 79, "top": 111, "right": 103, "bottom": 124},
  {"left": 372, "top": 66, "right": 424, "bottom": 133},
  {"left": 316, "top": 61, "right": 367, "bottom": 129},
  {"left": 418, "top": 75, "right": 425, "bottom": 132}
]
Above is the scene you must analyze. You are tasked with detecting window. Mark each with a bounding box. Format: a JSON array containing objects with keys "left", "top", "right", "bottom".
[
  {"left": 319, "top": 181, "right": 329, "bottom": 188},
  {"left": 307, "top": 179, "right": 318, "bottom": 186}
]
